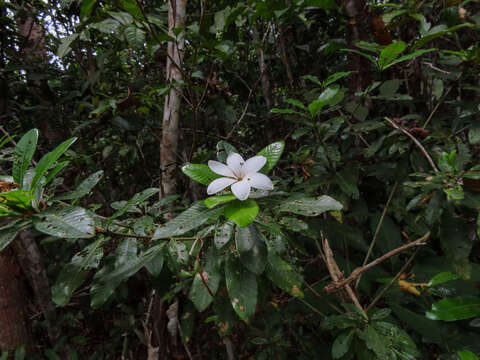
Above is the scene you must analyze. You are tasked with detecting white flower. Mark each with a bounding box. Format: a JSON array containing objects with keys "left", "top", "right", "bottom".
[{"left": 207, "top": 153, "right": 274, "bottom": 201}]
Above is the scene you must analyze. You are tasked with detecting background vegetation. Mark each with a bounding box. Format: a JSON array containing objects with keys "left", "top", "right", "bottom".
[{"left": 1, "top": 0, "right": 480, "bottom": 359}]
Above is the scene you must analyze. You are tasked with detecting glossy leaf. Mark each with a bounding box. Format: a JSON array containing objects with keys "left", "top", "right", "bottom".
[
  {"left": 12, "top": 129, "right": 38, "bottom": 186},
  {"left": 109, "top": 187, "right": 159, "bottom": 221},
  {"left": 153, "top": 202, "right": 224, "bottom": 239},
  {"left": 90, "top": 241, "right": 164, "bottom": 307},
  {"left": 0, "top": 226, "right": 20, "bottom": 252},
  {"left": 426, "top": 296, "right": 480, "bottom": 321},
  {"left": 257, "top": 141, "right": 285, "bottom": 174},
  {"left": 55, "top": 170, "right": 103, "bottom": 201},
  {"left": 182, "top": 163, "right": 221, "bottom": 186},
  {"left": 377, "top": 41, "right": 406, "bottom": 70},
  {"left": 216, "top": 141, "right": 238, "bottom": 163},
  {"left": 188, "top": 246, "right": 221, "bottom": 312},
  {"left": 225, "top": 255, "right": 257, "bottom": 321},
  {"left": 308, "top": 86, "right": 340, "bottom": 117},
  {"left": 30, "top": 137, "right": 77, "bottom": 191},
  {"left": 224, "top": 199, "right": 259, "bottom": 227},
  {"left": 57, "top": 33, "right": 79, "bottom": 58},
  {"left": 235, "top": 224, "right": 267, "bottom": 275},
  {"left": 382, "top": 48, "right": 436, "bottom": 70},
  {"left": 428, "top": 272, "right": 460, "bottom": 287},
  {"left": 457, "top": 350, "right": 479, "bottom": 360},
  {"left": 214, "top": 221, "right": 234, "bottom": 249},
  {"left": 124, "top": 25, "right": 145, "bottom": 48},
  {"left": 332, "top": 330, "right": 354, "bottom": 359},
  {"left": 204, "top": 194, "right": 236, "bottom": 208},
  {"left": 52, "top": 238, "right": 104, "bottom": 306},
  {"left": 265, "top": 245, "right": 303, "bottom": 298},
  {"left": 278, "top": 195, "right": 343, "bottom": 216},
  {"left": 33, "top": 207, "right": 95, "bottom": 238}
]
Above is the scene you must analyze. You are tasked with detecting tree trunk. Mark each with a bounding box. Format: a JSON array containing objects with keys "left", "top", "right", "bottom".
[
  {"left": 11, "top": 230, "right": 59, "bottom": 346},
  {"left": 0, "top": 247, "right": 31, "bottom": 352},
  {"left": 15, "top": 3, "right": 63, "bottom": 144},
  {"left": 160, "top": 0, "right": 187, "bottom": 198},
  {"left": 344, "top": 0, "right": 371, "bottom": 97}
]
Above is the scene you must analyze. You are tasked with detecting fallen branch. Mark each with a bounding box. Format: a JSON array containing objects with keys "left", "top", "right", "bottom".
[
  {"left": 322, "top": 237, "right": 366, "bottom": 317},
  {"left": 325, "top": 232, "right": 429, "bottom": 294}
]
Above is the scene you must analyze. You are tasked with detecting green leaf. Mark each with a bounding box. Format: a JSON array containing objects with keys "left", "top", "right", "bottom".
[
  {"left": 214, "top": 221, "right": 234, "bottom": 249},
  {"left": 224, "top": 199, "right": 259, "bottom": 227},
  {"left": 225, "top": 255, "right": 257, "bottom": 321},
  {"left": 12, "top": 129, "right": 38, "bottom": 185},
  {"left": 30, "top": 137, "right": 77, "bottom": 191},
  {"left": 52, "top": 238, "right": 104, "bottom": 306},
  {"left": 469, "top": 127, "right": 480, "bottom": 145},
  {"left": 188, "top": 246, "right": 221, "bottom": 312},
  {"left": 33, "top": 207, "right": 95, "bottom": 238},
  {"left": 428, "top": 272, "right": 460, "bottom": 287},
  {"left": 457, "top": 350, "right": 479, "bottom": 360},
  {"left": 303, "top": 0, "right": 337, "bottom": 9},
  {"left": 182, "top": 163, "right": 221, "bottom": 185},
  {"left": 382, "top": 48, "right": 436, "bottom": 70},
  {"left": 440, "top": 211, "right": 472, "bottom": 279},
  {"left": 270, "top": 108, "right": 301, "bottom": 115},
  {"left": 0, "top": 190, "right": 34, "bottom": 212},
  {"left": 377, "top": 41, "right": 406, "bottom": 70},
  {"left": 278, "top": 195, "right": 343, "bottom": 216},
  {"left": 109, "top": 188, "right": 159, "bottom": 221},
  {"left": 235, "top": 224, "right": 267, "bottom": 275},
  {"left": 153, "top": 202, "right": 224, "bottom": 239},
  {"left": 0, "top": 226, "right": 20, "bottom": 252},
  {"left": 44, "top": 161, "right": 70, "bottom": 185},
  {"left": 308, "top": 86, "right": 340, "bottom": 117},
  {"left": 55, "top": 171, "right": 103, "bottom": 201},
  {"left": 257, "top": 141, "right": 285, "bottom": 174},
  {"left": 80, "top": 0, "right": 98, "bottom": 19},
  {"left": 284, "top": 98, "right": 306, "bottom": 110},
  {"left": 57, "top": 33, "right": 79, "bottom": 58},
  {"left": 204, "top": 194, "right": 236, "bottom": 208},
  {"left": 412, "top": 23, "right": 476, "bottom": 50},
  {"left": 124, "top": 25, "right": 145, "bottom": 48},
  {"left": 216, "top": 141, "right": 238, "bottom": 163},
  {"left": 426, "top": 296, "right": 480, "bottom": 321},
  {"left": 90, "top": 241, "right": 164, "bottom": 307},
  {"left": 332, "top": 330, "right": 355, "bottom": 359},
  {"left": 265, "top": 244, "right": 303, "bottom": 298},
  {"left": 323, "top": 71, "right": 352, "bottom": 88}
]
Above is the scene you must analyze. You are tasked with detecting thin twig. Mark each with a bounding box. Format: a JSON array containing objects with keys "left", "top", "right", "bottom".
[
  {"left": 423, "top": 87, "right": 452, "bottom": 128},
  {"left": 384, "top": 117, "right": 439, "bottom": 172},
  {"left": 303, "top": 281, "right": 343, "bottom": 314},
  {"left": 356, "top": 182, "right": 398, "bottom": 289},
  {"left": 325, "top": 232, "right": 429, "bottom": 293},
  {"left": 366, "top": 247, "right": 421, "bottom": 311}
]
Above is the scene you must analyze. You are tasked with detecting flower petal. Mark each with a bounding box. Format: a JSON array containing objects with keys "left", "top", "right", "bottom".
[
  {"left": 208, "top": 160, "right": 236, "bottom": 178},
  {"left": 231, "top": 179, "right": 251, "bottom": 201},
  {"left": 226, "top": 153, "right": 245, "bottom": 177},
  {"left": 207, "top": 177, "right": 237, "bottom": 195},
  {"left": 245, "top": 172, "right": 274, "bottom": 190},
  {"left": 241, "top": 156, "right": 267, "bottom": 176}
]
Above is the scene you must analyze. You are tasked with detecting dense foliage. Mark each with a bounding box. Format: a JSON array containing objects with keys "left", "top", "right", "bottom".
[{"left": 1, "top": 0, "right": 480, "bottom": 359}]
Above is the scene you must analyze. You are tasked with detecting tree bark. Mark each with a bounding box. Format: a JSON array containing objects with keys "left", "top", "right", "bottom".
[
  {"left": 344, "top": 0, "right": 371, "bottom": 97},
  {"left": 11, "top": 230, "right": 59, "bottom": 346},
  {"left": 160, "top": 0, "right": 187, "bottom": 198},
  {"left": 0, "top": 247, "right": 31, "bottom": 352}
]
